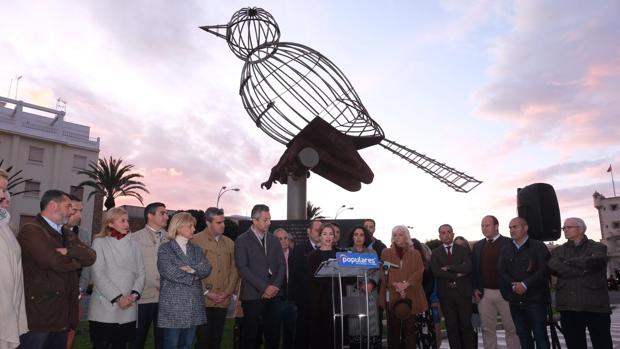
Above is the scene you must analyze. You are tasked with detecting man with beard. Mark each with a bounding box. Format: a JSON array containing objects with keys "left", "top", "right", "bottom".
[{"left": 18, "top": 190, "right": 96, "bottom": 349}]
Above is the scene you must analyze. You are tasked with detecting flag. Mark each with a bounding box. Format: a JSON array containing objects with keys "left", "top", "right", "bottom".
[{"left": 608, "top": 165, "right": 613, "bottom": 173}]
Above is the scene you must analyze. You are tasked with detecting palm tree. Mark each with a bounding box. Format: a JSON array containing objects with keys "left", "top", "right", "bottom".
[
  {"left": 0, "top": 159, "right": 37, "bottom": 196},
  {"left": 307, "top": 201, "right": 326, "bottom": 220},
  {"left": 78, "top": 157, "right": 149, "bottom": 210}
]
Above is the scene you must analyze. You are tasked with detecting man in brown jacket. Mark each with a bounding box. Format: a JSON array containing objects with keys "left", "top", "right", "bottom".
[
  {"left": 192, "top": 207, "right": 239, "bottom": 349},
  {"left": 18, "top": 190, "right": 96, "bottom": 349}
]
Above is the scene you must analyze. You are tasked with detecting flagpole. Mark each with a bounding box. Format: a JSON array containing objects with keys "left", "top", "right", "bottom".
[{"left": 612, "top": 168, "right": 617, "bottom": 197}]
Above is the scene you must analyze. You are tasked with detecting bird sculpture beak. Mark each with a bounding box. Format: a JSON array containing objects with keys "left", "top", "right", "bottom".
[{"left": 200, "top": 24, "right": 228, "bottom": 40}]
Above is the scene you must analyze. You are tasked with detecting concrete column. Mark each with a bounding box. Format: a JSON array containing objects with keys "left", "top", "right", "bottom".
[
  {"left": 287, "top": 174, "right": 307, "bottom": 220},
  {"left": 286, "top": 147, "right": 319, "bottom": 220}
]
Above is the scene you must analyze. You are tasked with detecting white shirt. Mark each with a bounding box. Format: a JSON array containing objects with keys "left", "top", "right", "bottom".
[
  {"left": 176, "top": 235, "right": 189, "bottom": 254},
  {"left": 42, "top": 215, "right": 63, "bottom": 234}
]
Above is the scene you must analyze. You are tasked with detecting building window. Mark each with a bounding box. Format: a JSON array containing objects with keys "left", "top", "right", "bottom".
[
  {"left": 28, "top": 146, "right": 44, "bottom": 163},
  {"left": 73, "top": 155, "right": 87, "bottom": 169},
  {"left": 611, "top": 204, "right": 619, "bottom": 211},
  {"left": 19, "top": 215, "right": 37, "bottom": 230},
  {"left": 70, "top": 186, "right": 84, "bottom": 200},
  {"left": 612, "top": 221, "right": 620, "bottom": 229},
  {"left": 24, "top": 180, "right": 41, "bottom": 197}
]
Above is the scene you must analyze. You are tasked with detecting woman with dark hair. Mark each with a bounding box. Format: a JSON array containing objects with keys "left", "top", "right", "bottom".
[
  {"left": 344, "top": 226, "right": 381, "bottom": 348},
  {"left": 454, "top": 236, "right": 472, "bottom": 253},
  {"left": 307, "top": 223, "right": 338, "bottom": 349},
  {"left": 379, "top": 225, "right": 428, "bottom": 349},
  {"left": 411, "top": 238, "right": 437, "bottom": 349}
]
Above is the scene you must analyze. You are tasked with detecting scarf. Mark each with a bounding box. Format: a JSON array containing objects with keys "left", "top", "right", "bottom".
[{"left": 110, "top": 227, "right": 127, "bottom": 240}]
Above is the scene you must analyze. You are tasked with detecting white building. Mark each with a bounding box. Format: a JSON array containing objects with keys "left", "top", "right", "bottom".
[
  {"left": 593, "top": 191, "right": 620, "bottom": 275},
  {"left": 0, "top": 95, "right": 100, "bottom": 240}
]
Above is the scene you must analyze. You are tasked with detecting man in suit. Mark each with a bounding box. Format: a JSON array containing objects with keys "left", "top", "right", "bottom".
[
  {"left": 363, "top": 218, "right": 387, "bottom": 257},
  {"left": 292, "top": 220, "right": 321, "bottom": 349},
  {"left": 430, "top": 224, "right": 476, "bottom": 349},
  {"left": 274, "top": 228, "right": 296, "bottom": 349},
  {"left": 498, "top": 217, "right": 550, "bottom": 349},
  {"left": 471, "top": 215, "right": 519, "bottom": 349},
  {"left": 18, "top": 190, "right": 96, "bottom": 349},
  {"left": 235, "top": 204, "right": 285, "bottom": 349}
]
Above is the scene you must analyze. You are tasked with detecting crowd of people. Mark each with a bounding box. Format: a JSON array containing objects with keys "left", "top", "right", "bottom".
[{"left": 0, "top": 169, "right": 614, "bottom": 349}]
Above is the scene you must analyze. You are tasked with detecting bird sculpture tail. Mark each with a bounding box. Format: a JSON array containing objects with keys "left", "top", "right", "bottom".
[{"left": 379, "top": 138, "right": 482, "bottom": 193}]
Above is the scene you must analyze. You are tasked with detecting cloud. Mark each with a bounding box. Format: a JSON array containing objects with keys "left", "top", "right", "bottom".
[{"left": 475, "top": 0, "right": 620, "bottom": 153}]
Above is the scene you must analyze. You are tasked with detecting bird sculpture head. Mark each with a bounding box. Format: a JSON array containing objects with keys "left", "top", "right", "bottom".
[{"left": 201, "top": 7, "right": 281, "bottom": 63}]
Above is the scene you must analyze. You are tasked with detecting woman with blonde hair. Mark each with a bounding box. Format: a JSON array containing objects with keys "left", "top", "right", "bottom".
[
  {"left": 89, "top": 207, "right": 145, "bottom": 349},
  {"left": 157, "top": 212, "right": 211, "bottom": 349},
  {"left": 0, "top": 170, "right": 28, "bottom": 349},
  {"left": 379, "top": 225, "right": 428, "bottom": 349}
]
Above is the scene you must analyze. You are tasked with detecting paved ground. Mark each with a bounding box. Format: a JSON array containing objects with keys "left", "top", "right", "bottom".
[{"left": 438, "top": 292, "right": 620, "bottom": 348}]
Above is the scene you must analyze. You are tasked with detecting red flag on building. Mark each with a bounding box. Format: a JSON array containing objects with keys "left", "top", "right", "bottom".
[{"left": 608, "top": 165, "right": 613, "bottom": 173}]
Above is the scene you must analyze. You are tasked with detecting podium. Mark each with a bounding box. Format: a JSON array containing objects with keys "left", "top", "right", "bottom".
[{"left": 315, "top": 255, "right": 379, "bottom": 349}]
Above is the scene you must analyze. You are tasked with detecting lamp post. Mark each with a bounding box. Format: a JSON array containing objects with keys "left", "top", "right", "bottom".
[
  {"left": 334, "top": 204, "right": 354, "bottom": 219},
  {"left": 216, "top": 186, "right": 240, "bottom": 208}
]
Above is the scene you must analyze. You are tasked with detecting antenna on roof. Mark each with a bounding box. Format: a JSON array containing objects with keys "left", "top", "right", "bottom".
[{"left": 56, "top": 98, "right": 67, "bottom": 112}]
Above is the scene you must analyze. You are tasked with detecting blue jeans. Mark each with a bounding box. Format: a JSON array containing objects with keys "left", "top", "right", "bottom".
[
  {"left": 19, "top": 330, "right": 68, "bottom": 349},
  {"left": 162, "top": 326, "right": 197, "bottom": 349},
  {"left": 509, "top": 302, "right": 549, "bottom": 349}
]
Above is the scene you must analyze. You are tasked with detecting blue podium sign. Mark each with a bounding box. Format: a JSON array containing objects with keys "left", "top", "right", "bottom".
[{"left": 336, "top": 252, "right": 379, "bottom": 268}]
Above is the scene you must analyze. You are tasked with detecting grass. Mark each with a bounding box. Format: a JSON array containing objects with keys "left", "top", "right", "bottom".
[{"left": 72, "top": 320, "right": 236, "bottom": 349}]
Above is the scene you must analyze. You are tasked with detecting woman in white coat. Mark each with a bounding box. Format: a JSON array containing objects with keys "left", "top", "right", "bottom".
[
  {"left": 89, "top": 207, "right": 145, "bottom": 349},
  {"left": 0, "top": 170, "right": 28, "bottom": 349}
]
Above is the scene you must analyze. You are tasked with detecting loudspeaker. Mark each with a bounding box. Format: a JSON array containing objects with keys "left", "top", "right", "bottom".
[{"left": 517, "top": 183, "right": 561, "bottom": 241}]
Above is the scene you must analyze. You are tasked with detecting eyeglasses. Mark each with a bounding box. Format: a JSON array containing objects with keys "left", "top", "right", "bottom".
[{"left": 561, "top": 226, "right": 580, "bottom": 231}]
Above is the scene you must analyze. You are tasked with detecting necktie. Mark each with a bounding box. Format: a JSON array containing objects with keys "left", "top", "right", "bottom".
[
  {"left": 284, "top": 250, "right": 289, "bottom": 282},
  {"left": 487, "top": 238, "right": 493, "bottom": 243},
  {"left": 446, "top": 246, "right": 453, "bottom": 264}
]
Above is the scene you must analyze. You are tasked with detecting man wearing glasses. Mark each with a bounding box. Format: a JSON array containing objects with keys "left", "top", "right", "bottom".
[{"left": 548, "top": 218, "right": 612, "bottom": 348}]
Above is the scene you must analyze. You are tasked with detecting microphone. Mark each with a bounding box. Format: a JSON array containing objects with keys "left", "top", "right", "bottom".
[{"left": 382, "top": 261, "right": 400, "bottom": 269}]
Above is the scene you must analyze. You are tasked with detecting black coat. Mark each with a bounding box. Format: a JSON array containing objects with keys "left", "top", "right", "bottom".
[
  {"left": 498, "top": 237, "right": 550, "bottom": 304},
  {"left": 291, "top": 240, "right": 315, "bottom": 305},
  {"left": 430, "top": 244, "right": 473, "bottom": 300}
]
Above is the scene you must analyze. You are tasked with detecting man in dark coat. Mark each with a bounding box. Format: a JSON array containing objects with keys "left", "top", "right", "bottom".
[
  {"left": 291, "top": 220, "right": 321, "bottom": 349},
  {"left": 234, "top": 204, "right": 285, "bottom": 349},
  {"left": 18, "top": 190, "right": 96, "bottom": 349},
  {"left": 430, "top": 224, "right": 476, "bottom": 349},
  {"left": 548, "top": 217, "right": 612, "bottom": 348},
  {"left": 498, "top": 217, "right": 550, "bottom": 349}
]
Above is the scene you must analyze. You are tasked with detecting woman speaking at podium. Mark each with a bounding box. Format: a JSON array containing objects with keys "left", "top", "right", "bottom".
[{"left": 307, "top": 223, "right": 338, "bottom": 349}]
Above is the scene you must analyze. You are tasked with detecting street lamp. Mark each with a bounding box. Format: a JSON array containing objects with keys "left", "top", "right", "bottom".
[
  {"left": 216, "top": 185, "right": 240, "bottom": 208},
  {"left": 334, "top": 204, "right": 354, "bottom": 219}
]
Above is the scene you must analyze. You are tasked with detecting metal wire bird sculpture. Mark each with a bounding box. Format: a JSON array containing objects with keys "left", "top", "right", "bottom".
[{"left": 202, "top": 7, "right": 482, "bottom": 192}]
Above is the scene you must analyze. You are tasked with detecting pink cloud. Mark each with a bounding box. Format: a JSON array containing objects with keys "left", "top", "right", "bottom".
[{"left": 475, "top": 0, "right": 620, "bottom": 154}]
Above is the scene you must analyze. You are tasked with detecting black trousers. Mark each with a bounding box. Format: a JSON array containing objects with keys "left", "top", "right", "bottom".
[
  {"left": 132, "top": 302, "right": 163, "bottom": 349},
  {"left": 241, "top": 298, "right": 281, "bottom": 349},
  {"left": 294, "top": 301, "right": 309, "bottom": 349},
  {"left": 195, "top": 307, "right": 228, "bottom": 349},
  {"left": 439, "top": 296, "right": 476, "bottom": 349},
  {"left": 560, "top": 310, "right": 612, "bottom": 349}
]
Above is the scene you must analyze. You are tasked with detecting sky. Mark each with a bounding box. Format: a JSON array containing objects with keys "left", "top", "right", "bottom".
[{"left": 1, "top": 0, "right": 619, "bottom": 244}]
